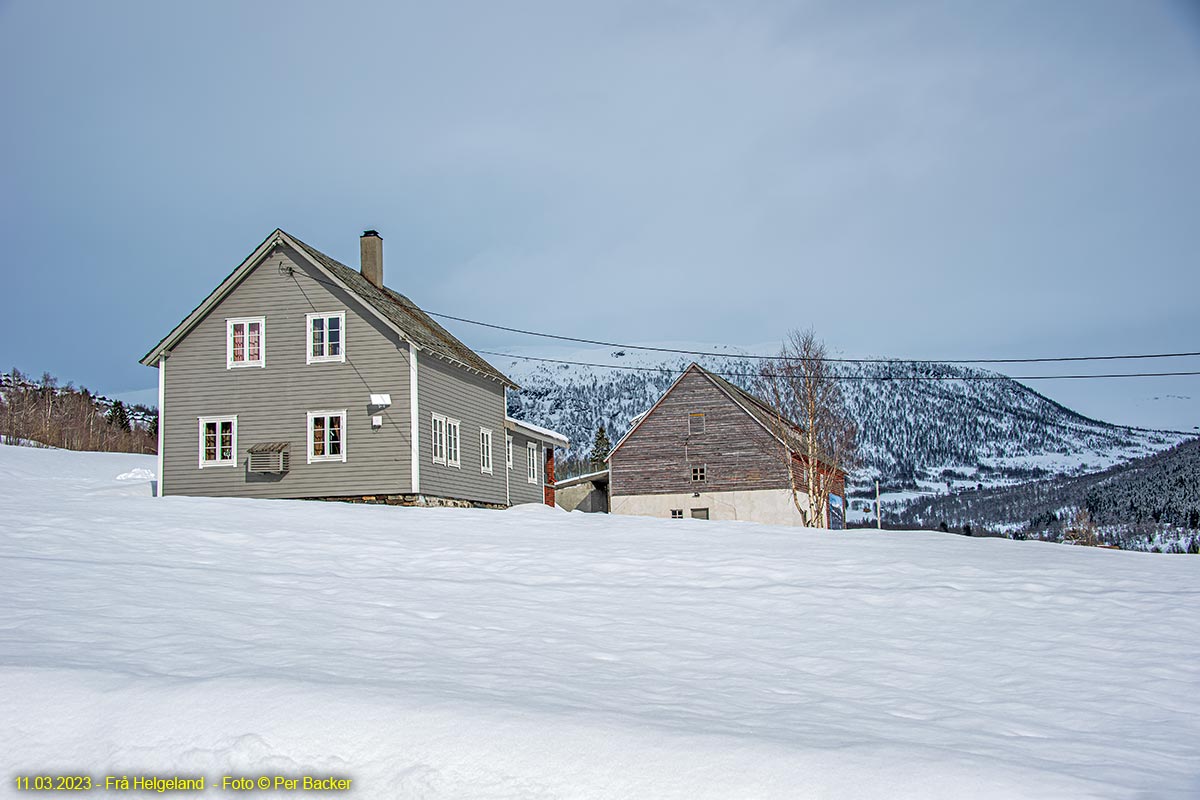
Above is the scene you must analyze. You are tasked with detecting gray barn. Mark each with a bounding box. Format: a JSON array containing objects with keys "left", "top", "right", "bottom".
[{"left": 141, "top": 228, "right": 566, "bottom": 507}]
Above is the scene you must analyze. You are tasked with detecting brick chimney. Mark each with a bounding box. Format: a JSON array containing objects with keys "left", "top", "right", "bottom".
[{"left": 360, "top": 230, "right": 383, "bottom": 288}]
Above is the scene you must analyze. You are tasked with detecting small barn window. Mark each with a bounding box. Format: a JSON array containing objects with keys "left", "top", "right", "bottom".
[
  {"left": 689, "top": 412, "right": 705, "bottom": 434},
  {"left": 670, "top": 509, "right": 683, "bottom": 519},
  {"left": 691, "top": 465, "right": 706, "bottom": 482},
  {"left": 690, "top": 508, "right": 709, "bottom": 520}
]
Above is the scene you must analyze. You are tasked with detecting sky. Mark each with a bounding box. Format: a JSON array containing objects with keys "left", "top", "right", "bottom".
[{"left": 1, "top": 0, "right": 1198, "bottom": 430}]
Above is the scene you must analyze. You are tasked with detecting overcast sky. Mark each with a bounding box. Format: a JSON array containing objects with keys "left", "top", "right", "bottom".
[{"left": 1, "top": 1, "right": 1197, "bottom": 429}]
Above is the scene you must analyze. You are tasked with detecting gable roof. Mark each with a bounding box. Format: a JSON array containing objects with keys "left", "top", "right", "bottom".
[
  {"left": 607, "top": 362, "right": 807, "bottom": 460},
  {"left": 140, "top": 229, "right": 514, "bottom": 387}
]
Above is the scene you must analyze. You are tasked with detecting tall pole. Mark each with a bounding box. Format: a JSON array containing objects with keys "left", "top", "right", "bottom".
[{"left": 876, "top": 480, "right": 881, "bottom": 530}]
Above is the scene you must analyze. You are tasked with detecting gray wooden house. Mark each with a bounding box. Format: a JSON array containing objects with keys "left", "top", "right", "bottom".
[
  {"left": 140, "top": 228, "right": 566, "bottom": 507},
  {"left": 607, "top": 363, "right": 846, "bottom": 525}
]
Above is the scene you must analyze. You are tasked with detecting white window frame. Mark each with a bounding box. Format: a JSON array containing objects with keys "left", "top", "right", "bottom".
[
  {"left": 307, "top": 410, "right": 348, "bottom": 464},
  {"left": 446, "top": 418, "right": 461, "bottom": 468},
  {"left": 480, "top": 428, "right": 493, "bottom": 474},
  {"left": 527, "top": 442, "right": 539, "bottom": 484},
  {"left": 506, "top": 435, "right": 513, "bottom": 469},
  {"left": 670, "top": 509, "right": 683, "bottom": 519},
  {"left": 226, "top": 316, "right": 266, "bottom": 369},
  {"left": 431, "top": 414, "right": 447, "bottom": 465},
  {"left": 198, "top": 415, "right": 238, "bottom": 468},
  {"left": 306, "top": 311, "right": 347, "bottom": 364}
]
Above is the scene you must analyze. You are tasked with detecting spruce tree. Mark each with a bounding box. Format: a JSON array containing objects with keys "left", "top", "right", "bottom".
[
  {"left": 590, "top": 425, "right": 611, "bottom": 469},
  {"left": 107, "top": 400, "right": 131, "bottom": 432}
]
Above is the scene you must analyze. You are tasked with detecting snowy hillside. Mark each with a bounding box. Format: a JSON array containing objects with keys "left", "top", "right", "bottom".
[
  {"left": 3, "top": 443, "right": 1200, "bottom": 798},
  {"left": 500, "top": 345, "right": 1188, "bottom": 494}
]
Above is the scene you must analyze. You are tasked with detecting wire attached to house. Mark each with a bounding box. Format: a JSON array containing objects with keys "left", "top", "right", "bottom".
[{"left": 429, "top": 309, "right": 1200, "bottom": 366}]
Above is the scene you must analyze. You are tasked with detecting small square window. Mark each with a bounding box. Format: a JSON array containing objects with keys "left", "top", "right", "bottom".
[
  {"left": 691, "top": 465, "right": 706, "bottom": 482},
  {"left": 308, "top": 410, "right": 347, "bottom": 463},
  {"left": 198, "top": 416, "right": 237, "bottom": 468},
  {"left": 689, "top": 412, "right": 705, "bottom": 434},
  {"left": 307, "top": 312, "right": 346, "bottom": 364},
  {"left": 670, "top": 509, "right": 683, "bottom": 519}
]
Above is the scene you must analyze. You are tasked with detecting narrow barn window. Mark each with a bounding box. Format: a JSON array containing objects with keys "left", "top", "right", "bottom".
[
  {"left": 446, "top": 419, "right": 461, "bottom": 467},
  {"left": 431, "top": 414, "right": 447, "bottom": 464},
  {"left": 306, "top": 312, "right": 346, "bottom": 364},
  {"left": 198, "top": 416, "right": 237, "bottom": 468},
  {"left": 308, "top": 410, "right": 347, "bottom": 463},
  {"left": 691, "top": 465, "right": 706, "bottom": 482},
  {"left": 670, "top": 509, "right": 683, "bottom": 519},
  {"left": 480, "top": 428, "right": 493, "bottom": 474},
  {"left": 226, "top": 317, "right": 265, "bottom": 368},
  {"left": 506, "top": 435, "right": 513, "bottom": 469},
  {"left": 527, "top": 442, "right": 539, "bottom": 484},
  {"left": 689, "top": 412, "right": 706, "bottom": 434}
]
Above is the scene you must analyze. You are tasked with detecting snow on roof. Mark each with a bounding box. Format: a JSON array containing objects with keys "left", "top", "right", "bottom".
[
  {"left": 504, "top": 416, "right": 569, "bottom": 447},
  {"left": 554, "top": 469, "right": 609, "bottom": 489}
]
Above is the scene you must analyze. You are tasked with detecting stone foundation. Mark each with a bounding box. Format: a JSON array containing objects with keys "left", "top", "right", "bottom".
[{"left": 311, "top": 494, "right": 508, "bottom": 510}]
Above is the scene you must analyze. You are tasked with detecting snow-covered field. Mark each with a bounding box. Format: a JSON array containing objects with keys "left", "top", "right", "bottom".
[{"left": 2, "top": 444, "right": 1199, "bottom": 798}]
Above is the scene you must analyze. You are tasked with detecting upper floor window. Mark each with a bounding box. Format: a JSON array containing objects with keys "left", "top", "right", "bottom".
[
  {"left": 227, "top": 317, "right": 265, "bottom": 368},
  {"left": 692, "top": 465, "right": 706, "bottom": 482},
  {"left": 198, "top": 415, "right": 237, "bottom": 468},
  {"left": 689, "top": 412, "right": 706, "bottom": 434},
  {"left": 480, "top": 428, "right": 493, "bottom": 474},
  {"left": 308, "top": 410, "right": 347, "bottom": 463},
  {"left": 307, "top": 312, "right": 346, "bottom": 364},
  {"left": 527, "top": 442, "right": 539, "bottom": 484}
]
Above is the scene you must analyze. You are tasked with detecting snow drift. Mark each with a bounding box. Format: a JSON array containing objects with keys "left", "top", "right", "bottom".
[{"left": 1, "top": 443, "right": 1198, "bottom": 798}]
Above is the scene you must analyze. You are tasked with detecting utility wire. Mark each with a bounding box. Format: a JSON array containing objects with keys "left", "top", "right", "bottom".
[
  {"left": 478, "top": 350, "right": 1200, "bottom": 382},
  {"left": 429, "top": 309, "right": 1200, "bottom": 365}
]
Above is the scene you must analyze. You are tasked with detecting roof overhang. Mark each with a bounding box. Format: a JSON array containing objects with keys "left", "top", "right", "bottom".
[{"left": 504, "top": 416, "right": 569, "bottom": 448}]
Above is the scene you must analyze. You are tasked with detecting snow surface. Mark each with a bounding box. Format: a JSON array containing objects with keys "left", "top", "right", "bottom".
[{"left": 3, "top": 443, "right": 1200, "bottom": 798}]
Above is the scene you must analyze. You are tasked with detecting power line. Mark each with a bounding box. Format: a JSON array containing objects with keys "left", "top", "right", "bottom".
[
  {"left": 429, "top": 309, "right": 1200, "bottom": 365},
  {"left": 478, "top": 350, "right": 1200, "bottom": 382}
]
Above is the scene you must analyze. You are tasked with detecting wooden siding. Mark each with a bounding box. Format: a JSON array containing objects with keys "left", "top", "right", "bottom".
[
  {"left": 416, "top": 353, "right": 508, "bottom": 505},
  {"left": 609, "top": 370, "right": 790, "bottom": 497},
  {"left": 161, "top": 243, "right": 413, "bottom": 498},
  {"left": 506, "top": 429, "right": 544, "bottom": 505}
]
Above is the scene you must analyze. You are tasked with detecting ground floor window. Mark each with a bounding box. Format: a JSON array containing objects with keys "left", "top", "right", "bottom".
[
  {"left": 308, "top": 410, "right": 347, "bottom": 463},
  {"left": 670, "top": 509, "right": 683, "bottom": 519},
  {"left": 480, "top": 428, "right": 493, "bottom": 474},
  {"left": 690, "top": 508, "right": 709, "bottom": 520},
  {"left": 198, "top": 416, "right": 237, "bottom": 467},
  {"left": 527, "top": 442, "right": 538, "bottom": 484}
]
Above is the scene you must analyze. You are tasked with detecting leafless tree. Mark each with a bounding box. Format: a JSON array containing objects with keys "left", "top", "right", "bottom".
[
  {"left": 1063, "top": 507, "right": 1100, "bottom": 547},
  {"left": 753, "top": 329, "right": 857, "bottom": 528}
]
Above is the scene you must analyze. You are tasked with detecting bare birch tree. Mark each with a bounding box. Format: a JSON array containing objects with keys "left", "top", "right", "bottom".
[{"left": 753, "top": 329, "right": 857, "bottom": 528}]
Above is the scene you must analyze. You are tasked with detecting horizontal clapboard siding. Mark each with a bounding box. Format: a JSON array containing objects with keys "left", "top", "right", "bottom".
[
  {"left": 417, "top": 353, "right": 508, "bottom": 505},
  {"left": 162, "top": 243, "right": 412, "bottom": 498},
  {"left": 610, "top": 369, "right": 789, "bottom": 497},
  {"left": 506, "top": 429, "right": 544, "bottom": 505}
]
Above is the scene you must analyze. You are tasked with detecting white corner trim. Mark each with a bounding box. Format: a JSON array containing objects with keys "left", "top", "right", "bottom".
[
  {"left": 410, "top": 345, "right": 420, "bottom": 493},
  {"left": 156, "top": 356, "right": 166, "bottom": 497}
]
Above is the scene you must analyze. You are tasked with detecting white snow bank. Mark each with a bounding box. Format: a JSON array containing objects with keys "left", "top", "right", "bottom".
[{"left": 1, "top": 443, "right": 1198, "bottom": 798}]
